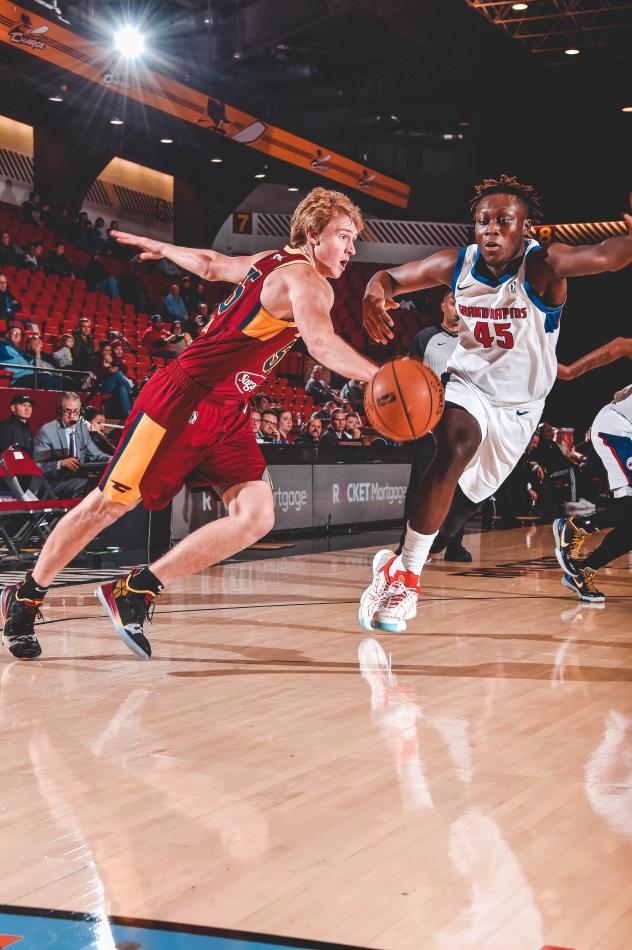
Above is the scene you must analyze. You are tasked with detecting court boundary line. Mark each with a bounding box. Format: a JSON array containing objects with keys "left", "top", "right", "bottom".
[{"left": 0, "top": 903, "right": 372, "bottom": 948}]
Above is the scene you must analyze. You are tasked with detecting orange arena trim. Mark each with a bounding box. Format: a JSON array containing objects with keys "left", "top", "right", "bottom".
[{"left": 0, "top": 0, "right": 410, "bottom": 208}]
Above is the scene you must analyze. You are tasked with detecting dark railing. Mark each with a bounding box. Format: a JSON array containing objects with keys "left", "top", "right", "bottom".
[{"left": 0, "top": 361, "right": 89, "bottom": 389}]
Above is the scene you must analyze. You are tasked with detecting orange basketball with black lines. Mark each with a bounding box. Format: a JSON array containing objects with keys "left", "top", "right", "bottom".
[{"left": 364, "top": 358, "right": 444, "bottom": 442}]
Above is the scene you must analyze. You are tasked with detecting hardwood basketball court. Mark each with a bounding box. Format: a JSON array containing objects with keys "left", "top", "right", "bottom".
[{"left": 1, "top": 523, "right": 630, "bottom": 949}]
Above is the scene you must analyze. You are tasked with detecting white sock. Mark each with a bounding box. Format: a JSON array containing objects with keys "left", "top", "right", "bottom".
[{"left": 393, "top": 524, "right": 438, "bottom": 576}]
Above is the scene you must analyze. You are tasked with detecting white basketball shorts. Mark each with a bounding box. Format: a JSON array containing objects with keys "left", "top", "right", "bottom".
[
  {"left": 444, "top": 373, "right": 542, "bottom": 504},
  {"left": 591, "top": 405, "right": 632, "bottom": 498}
]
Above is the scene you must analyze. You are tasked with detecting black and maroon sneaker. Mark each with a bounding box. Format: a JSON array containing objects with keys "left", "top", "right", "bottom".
[
  {"left": 96, "top": 572, "right": 157, "bottom": 660},
  {"left": 1, "top": 585, "right": 43, "bottom": 660}
]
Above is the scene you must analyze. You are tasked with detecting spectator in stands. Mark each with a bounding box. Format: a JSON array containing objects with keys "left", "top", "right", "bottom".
[
  {"left": 24, "top": 242, "right": 43, "bottom": 273},
  {"left": 106, "top": 220, "right": 124, "bottom": 257},
  {"left": 295, "top": 416, "right": 323, "bottom": 446},
  {"left": 254, "top": 394, "right": 272, "bottom": 414},
  {"left": 83, "top": 406, "right": 116, "bottom": 456},
  {"left": 53, "top": 333, "right": 74, "bottom": 369},
  {"left": 34, "top": 392, "right": 110, "bottom": 498},
  {"left": 164, "top": 283, "right": 187, "bottom": 322},
  {"left": 108, "top": 329, "right": 132, "bottom": 353},
  {"left": 180, "top": 276, "right": 197, "bottom": 313},
  {"left": 277, "top": 409, "right": 294, "bottom": 444},
  {"left": 258, "top": 410, "right": 281, "bottom": 443},
  {"left": 92, "top": 341, "right": 132, "bottom": 417},
  {"left": 0, "top": 325, "right": 32, "bottom": 386},
  {"left": 142, "top": 314, "right": 171, "bottom": 356},
  {"left": 71, "top": 317, "right": 96, "bottom": 388},
  {"left": 85, "top": 250, "right": 120, "bottom": 298},
  {"left": 0, "top": 274, "right": 22, "bottom": 323},
  {"left": 93, "top": 217, "right": 107, "bottom": 246},
  {"left": 0, "top": 231, "right": 24, "bottom": 267},
  {"left": 313, "top": 398, "right": 338, "bottom": 422},
  {"left": 53, "top": 332, "right": 75, "bottom": 389},
  {"left": 111, "top": 338, "right": 130, "bottom": 369},
  {"left": 250, "top": 409, "right": 262, "bottom": 439},
  {"left": 320, "top": 408, "right": 354, "bottom": 446},
  {"left": 45, "top": 241, "right": 74, "bottom": 279},
  {"left": 166, "top": 320, "right": 191, "bottom": 356},
  {"left": 0, "top": 393, "right": 35, "bottom": 456},
  {"left": 305, "top": 364, "right": 341, "bottom": 406},
  {"left": 532, "top": 422, "right": 592, "bottom": 514},
  {"left": 183, "top": 304, "right": 207, "bottom": 339},
  {"left": 21, "top": 191, "right": 41, "bottom": 224},
  {"left": 39, "top": 199, "right": 53, "bottom": 227},
  {"left": 74, "top": 211, "right": 91, "bottom": 249},
  {"left": 345, "top": 412, "right": 363, "bottom": 441},
  {"left": 23, "top": 333, "right": 58, "bottom": 390},
  {"left": 340, "top": 378, "right": 366, "bottom": 413},
  {"left": 118, "top": 264, "right": 146, "bottom": 311}
]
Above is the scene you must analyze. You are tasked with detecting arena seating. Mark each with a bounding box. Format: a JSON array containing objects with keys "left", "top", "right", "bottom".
[{"left": 0, "top": 199, "right": 434, "bottom": 411}]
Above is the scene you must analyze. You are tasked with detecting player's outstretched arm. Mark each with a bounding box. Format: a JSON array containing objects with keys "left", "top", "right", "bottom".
[
  {"left": 542, "top": 214, "right": 632, "bottom": 279},
  {"left": 110, "top": 230, "right": 268, "bottom": 284},
  {"left": 286, "top": 266, "right": 377, "bottom": 382},
  {"left": 363, "top": 249, "right": 457, "bottom": 344},
  {"left": 557, "top": 337, "right": 632, "bottom": 381}
]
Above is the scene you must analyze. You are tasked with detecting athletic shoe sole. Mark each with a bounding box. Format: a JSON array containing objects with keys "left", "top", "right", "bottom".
[
  {"left": 95, "top": 584, "right": 151, "bottom": 660},
  {"left": 561, "top": 574, "right": 605, "bottom": 603},
  {"left": 371, "top": 617, "right": 408, "bottom": 633}
]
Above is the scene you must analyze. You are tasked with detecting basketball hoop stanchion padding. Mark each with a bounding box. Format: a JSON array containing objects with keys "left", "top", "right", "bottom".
[{"left": 364, "top": 357, "right": 444, "bottom": 442}]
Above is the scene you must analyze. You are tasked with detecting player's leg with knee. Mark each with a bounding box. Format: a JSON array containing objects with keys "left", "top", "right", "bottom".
[
  {"left": 401, "top": 407, "right": 481, "bottom": 575},
  {"left": 34, "top": 489, "right": 132, "bottom": 587},
  {"left": 149, "top": 479, "right": 275, "bottom": 588},
  {"left": 367, "top": 409, "right": 481, "bottom": 633},
  {"left": 95, "top": 481, "right": 275, "bottom": 662},
  {"left": 1, "top": 489, "right": 133, "bottom": 660}
]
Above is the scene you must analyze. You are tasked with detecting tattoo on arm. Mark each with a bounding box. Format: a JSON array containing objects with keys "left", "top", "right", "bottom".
[{"left": 564, "top": 339, "right": 628, "bottom": 380}]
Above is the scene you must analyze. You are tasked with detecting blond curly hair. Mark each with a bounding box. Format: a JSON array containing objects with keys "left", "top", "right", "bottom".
[{"left": 289, "top": 187, "right": 363, "bottom": 247}]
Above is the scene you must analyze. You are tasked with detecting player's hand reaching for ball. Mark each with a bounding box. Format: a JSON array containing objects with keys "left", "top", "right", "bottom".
[
  {"left": 110, "top": 231, "right": 165, "bottom": 261},
  {"left": 362, "top": 294, "right": 398, "bottom": 345}
]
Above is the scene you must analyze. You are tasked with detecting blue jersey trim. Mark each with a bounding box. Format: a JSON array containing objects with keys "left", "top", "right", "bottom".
[
  {"left": 451, "top": 246, "right": 467, "bottom": 294},
  {"left": 523, "top": 241, "right": 565, "bottom": 332},
  {"left": 597, "top": 431, "right": 632, "bottom": 485}
]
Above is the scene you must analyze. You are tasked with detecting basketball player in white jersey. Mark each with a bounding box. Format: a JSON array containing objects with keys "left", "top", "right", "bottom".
[
  {"left": 553, "top": 336, "right": 632, "bottom": 602},
  {"left": 360, "top": 175, "right": 632, "bottom": 632}
]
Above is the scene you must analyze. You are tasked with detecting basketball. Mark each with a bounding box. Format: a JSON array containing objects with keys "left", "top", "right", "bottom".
[{"left": 364, "top": 358, "right": 445, "bottom": 442}]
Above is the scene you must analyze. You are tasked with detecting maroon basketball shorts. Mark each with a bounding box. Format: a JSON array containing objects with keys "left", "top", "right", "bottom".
[{"left": 98, "top": 362, "right": 268, "bottom": 509}]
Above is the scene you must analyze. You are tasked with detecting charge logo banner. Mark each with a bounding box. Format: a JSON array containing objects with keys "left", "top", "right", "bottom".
[{"left": 0, "top": 0, "right": 410, "bottom": 208}]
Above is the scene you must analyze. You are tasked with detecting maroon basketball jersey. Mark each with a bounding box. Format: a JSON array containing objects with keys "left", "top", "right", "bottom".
[{"left": 176, "top": 246, "right": 309, "bottom": 398}]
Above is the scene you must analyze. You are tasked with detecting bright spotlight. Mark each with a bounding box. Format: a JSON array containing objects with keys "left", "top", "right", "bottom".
[{"left": 115, "top": 25, "right": 145, "bottom": 59}]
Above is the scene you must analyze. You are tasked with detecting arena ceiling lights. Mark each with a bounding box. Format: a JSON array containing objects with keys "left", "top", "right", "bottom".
[
  {"left": 465, "top": 0, "right": 632, "bottom": 63},
  {"left": 114, "top": 24, "right": 145, "bottom": 59}
]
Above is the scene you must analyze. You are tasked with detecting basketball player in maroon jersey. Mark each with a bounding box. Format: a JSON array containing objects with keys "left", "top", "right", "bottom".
[{"left": 1, "top": 189, "right": 378, "bottom": 661}]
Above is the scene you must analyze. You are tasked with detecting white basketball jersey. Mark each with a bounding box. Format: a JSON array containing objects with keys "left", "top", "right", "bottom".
[
  {"left": 448, "top": 239, "right": 563, "bottom": 408},
  {"left": 612, "top": 383, "right": 632, "bottom": 425}
]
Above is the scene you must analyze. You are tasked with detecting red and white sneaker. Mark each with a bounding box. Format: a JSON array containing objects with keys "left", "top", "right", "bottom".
[
  {"left": 372, "top": 568, "right": 421, "bottom": 633},
  {"left": 358, "top": 549, "right": 396, "bottom": 630}
]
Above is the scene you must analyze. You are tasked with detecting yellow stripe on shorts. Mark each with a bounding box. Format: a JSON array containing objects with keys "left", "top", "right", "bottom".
[{"left": 100, "top": 412, "right": 167, "bottom": 505}]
